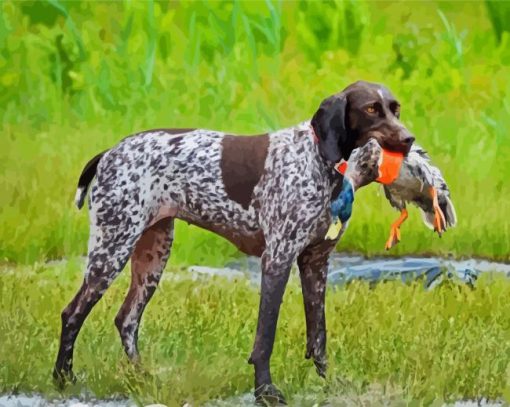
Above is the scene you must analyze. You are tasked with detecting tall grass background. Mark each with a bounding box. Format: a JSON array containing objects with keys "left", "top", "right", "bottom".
[{"left": 1, "top": 0, "right": 510, "bottom": 265}]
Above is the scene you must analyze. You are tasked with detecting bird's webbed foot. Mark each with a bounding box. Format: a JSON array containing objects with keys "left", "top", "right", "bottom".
[
  {"left": 430, "top": 187, "right": 447, "bottom": 235},
  {"left": 385, "top": 208, "right": 408, "bottom": 250}
]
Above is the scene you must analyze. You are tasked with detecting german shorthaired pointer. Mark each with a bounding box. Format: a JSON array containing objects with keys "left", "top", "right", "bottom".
[{"left": 54, "top": 81, "right": 415, "bottom": 404}]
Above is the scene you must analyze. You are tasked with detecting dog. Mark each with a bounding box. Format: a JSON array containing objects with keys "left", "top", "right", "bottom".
[{"left": 53, "top": 81, "right": 415, "bottom": 404}]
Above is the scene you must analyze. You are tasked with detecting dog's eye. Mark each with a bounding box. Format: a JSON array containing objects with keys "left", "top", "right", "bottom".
[{"left": 365, "top": 105, "right": 376, "bottom": 114}]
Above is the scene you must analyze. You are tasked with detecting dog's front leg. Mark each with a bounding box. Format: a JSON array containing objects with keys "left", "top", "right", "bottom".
[
  {"left": 249, "top": 246, "right": 294, "bottom": 405},
  {"left": 297, "top": 238, "right": 338, "bottom": 378}
]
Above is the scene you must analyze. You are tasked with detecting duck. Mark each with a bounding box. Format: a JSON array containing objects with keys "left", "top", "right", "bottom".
[
  {"left": 325, "top": 140, "right": 457, "bottom": 249},
  {"left": 382, "top": 144, "right": 457, "bottom": 250}
]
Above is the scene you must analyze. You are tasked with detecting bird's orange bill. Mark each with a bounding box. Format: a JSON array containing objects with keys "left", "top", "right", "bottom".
[
  {"left": 430, "top": 187, "right": 447, "bottom": 235},
  {"left": 377, "top": 149, "right": 404, "bottom": 185},
  {"left": 385, "top": 208, "right": 408, "bottom": 250}
]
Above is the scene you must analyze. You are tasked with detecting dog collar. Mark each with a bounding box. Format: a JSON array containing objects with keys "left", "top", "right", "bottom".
[
  {"left": 334, "top": 160, "right": 348, "bottom": 175},
  {"left": 310, "top": 126, "right": 319, "bottom": 144}
]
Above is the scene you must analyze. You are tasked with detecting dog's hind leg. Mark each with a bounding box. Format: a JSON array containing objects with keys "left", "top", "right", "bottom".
[
  {"left": 115, "top": 217, "right": 174, "bottom": 363},
  {"left": 53, "top": 213, "right": 143, "bottom": 385}
]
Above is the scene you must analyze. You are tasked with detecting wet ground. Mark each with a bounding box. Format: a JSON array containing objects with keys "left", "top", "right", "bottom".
[
  {"left": 0, "top": 392, "right": 503, "bottom": 407},
  {"left": 0, "top": 394, "right": 134, "bottom": 407}
]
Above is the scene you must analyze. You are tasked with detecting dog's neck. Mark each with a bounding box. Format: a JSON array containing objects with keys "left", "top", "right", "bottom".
[{"left": 292, "top": 120, "right": 344, "bottom": 198}]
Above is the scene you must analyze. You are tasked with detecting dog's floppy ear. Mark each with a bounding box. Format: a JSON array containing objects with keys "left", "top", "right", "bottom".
[{"left": 311, "top": 93, "right": 351, "bottom": 163}]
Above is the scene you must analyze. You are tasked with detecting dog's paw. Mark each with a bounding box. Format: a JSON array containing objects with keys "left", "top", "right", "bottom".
[
  {"left": 305, "top": 348, "right": 328, "bottom": 378},
  {"left": 313, "top": 356, "right": 328, "bottom": 378},
  {"left": 255, "top": 383, "right": 287, "bottom": 406},
  {"left": 52, "top": 367, "right": 76, "bottom": 389}
]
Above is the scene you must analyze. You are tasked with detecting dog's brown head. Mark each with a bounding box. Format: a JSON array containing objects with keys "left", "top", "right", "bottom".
[{"left": 311, "top": 80, "right": 415, "bottom": 163}]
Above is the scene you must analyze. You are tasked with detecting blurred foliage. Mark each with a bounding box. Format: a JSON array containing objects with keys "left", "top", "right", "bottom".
[
  {"left": 1, "top": 261, "right": 510, "bottom": 405},
  {"left": 485, "top": 0, "right": 510, "bottom": 44},
  {"left": 1, "top": 0, "right": 510, "bottom": 264},
  {"left": 296, "top": 0, "right": 367, "bottom": 61}
]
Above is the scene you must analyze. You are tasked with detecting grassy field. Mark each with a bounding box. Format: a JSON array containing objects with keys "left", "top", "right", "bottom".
[
  {"left": 1, "top": 1, "right": 510, "bottom": 265},
  {"left": 1, "top": 1, "right": 510, "bottom": 406},
  {"left": 1, "top": 260, "right": 510, "bottom": 406}
]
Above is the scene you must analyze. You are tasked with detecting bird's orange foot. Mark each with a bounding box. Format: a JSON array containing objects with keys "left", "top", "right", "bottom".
[
  {"left": 385, "top": 209, "right": 408, "bottom": 250},
  {"left": 385, "top": 225, "right": 401, "bottom": 250},
  {"left": 433, "top": 208, "right": 446, "bottom": 235},
  {"left": 430, "top": 187, "right": 447, "bottom": 235}
]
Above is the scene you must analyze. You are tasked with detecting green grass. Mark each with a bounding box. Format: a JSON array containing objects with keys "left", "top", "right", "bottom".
[
  {"left": 1, "top": 1, "right": 510, "bottom": 264},
  {"left": 1, "top": 260, "right": 510, "bottom": 406}
]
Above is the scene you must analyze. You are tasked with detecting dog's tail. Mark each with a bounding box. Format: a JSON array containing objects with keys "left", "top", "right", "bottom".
[{"left": 74, "top": 150, "right": 108, "bottom": 209}]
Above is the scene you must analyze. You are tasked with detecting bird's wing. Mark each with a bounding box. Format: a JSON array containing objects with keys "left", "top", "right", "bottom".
[
  {"left": 410, "top": 144, "right": 431, "bottom": 161},
  {"left": 440, "top": 196, "right": 457, "bottom": 227},
  {"left": 406, "top": 146, "right": 435, "bottom": 188},
  {"left": 410, "top": 144, "right": 457, "bottom": 228}
]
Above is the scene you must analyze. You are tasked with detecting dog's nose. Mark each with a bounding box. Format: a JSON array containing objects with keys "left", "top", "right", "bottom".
[{"left": 403, "top": 136, "right": 415, "bottom": 145}]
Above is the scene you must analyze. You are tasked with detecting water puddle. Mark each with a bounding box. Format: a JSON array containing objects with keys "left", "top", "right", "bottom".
[{"left": 191, "top": 253, "right": 510, "bottom": 289}]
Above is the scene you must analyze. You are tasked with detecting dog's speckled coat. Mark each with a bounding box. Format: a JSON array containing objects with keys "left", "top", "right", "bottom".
[{"left": 54, "top": 81, "right": 415, "bottom": 404}]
